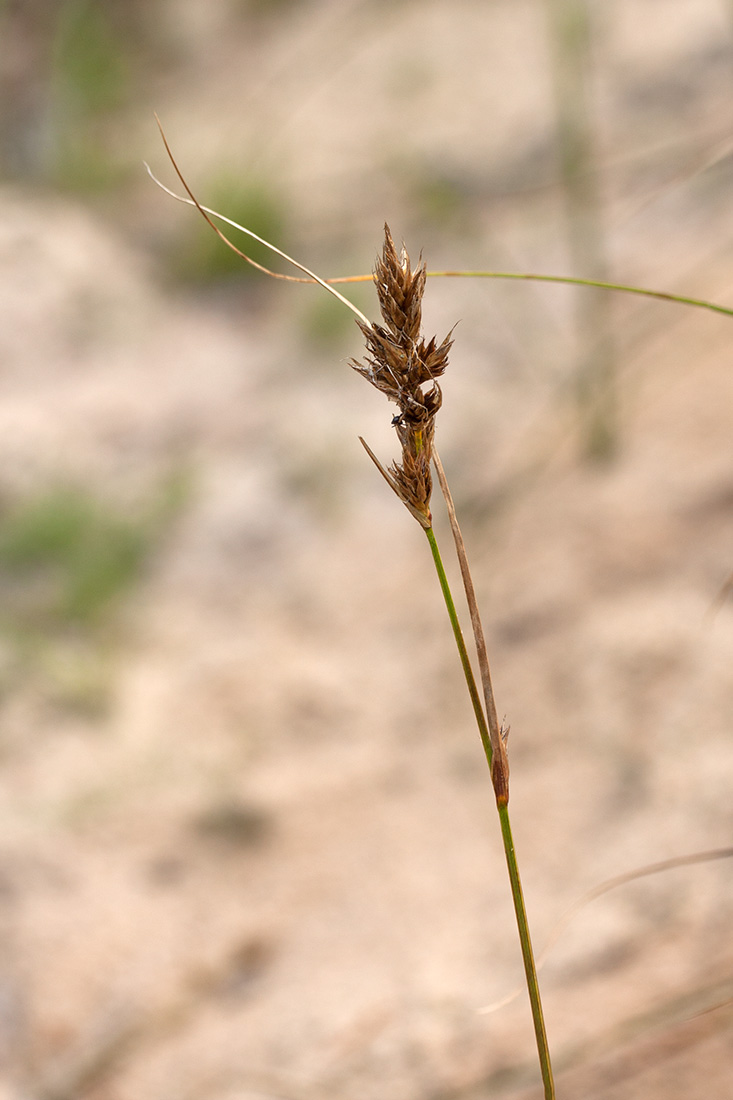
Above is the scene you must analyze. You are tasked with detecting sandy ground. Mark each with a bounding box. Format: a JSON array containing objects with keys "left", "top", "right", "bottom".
[{"left": 1, "top": 2, "right": 733, "bottom": 1098}]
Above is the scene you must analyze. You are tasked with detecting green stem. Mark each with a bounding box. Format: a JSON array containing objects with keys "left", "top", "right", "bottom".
[
  {"left": 424, "top": 526, "right": 555, "bottom": 1100},
  {"left": 498, "top": 802, "right": 555, "bottom": 1099},
  {"left": 427, "top": 269, "right": 733, "bottom": 320},
  {"left": 425, "top": 527, "right": 493, "bottom": 770}
]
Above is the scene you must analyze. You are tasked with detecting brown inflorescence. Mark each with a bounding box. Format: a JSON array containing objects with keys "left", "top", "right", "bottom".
[{"left": 352, "top": 225, "right": 453, "bottom": 528}]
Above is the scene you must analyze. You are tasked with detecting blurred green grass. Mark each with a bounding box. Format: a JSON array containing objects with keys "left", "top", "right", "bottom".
[
  {"left": 49, "top": 0, "right": 135, "bottom": 190},
  {"left": 166, "top": 173, "right": 289, "bottom": 285},
  {"left": 0, "top": 474, "right": 188, "bottom": 714}
]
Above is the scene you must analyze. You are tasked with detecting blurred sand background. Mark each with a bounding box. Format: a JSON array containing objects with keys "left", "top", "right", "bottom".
[{"left": 1, "top": 1, "right": 733, "bottom": 1098}]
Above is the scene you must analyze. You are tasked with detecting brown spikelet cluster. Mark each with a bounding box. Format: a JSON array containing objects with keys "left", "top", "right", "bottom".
[{"left": 352, "top": 225, "right": 453, "bottom": 527}]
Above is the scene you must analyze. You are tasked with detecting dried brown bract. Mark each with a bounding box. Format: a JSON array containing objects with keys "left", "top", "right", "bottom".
[{"left": 353, "top": 225, "right": 453, "bottom": 528}]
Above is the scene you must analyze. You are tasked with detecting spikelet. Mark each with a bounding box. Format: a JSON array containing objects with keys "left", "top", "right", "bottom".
[{"left": 352, "top": 225, "right": 453, "bottom": 527}]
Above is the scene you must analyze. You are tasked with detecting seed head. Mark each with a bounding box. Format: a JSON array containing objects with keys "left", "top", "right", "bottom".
[{"left": 352, "top": 225, "right": 453, "bottom": 527}]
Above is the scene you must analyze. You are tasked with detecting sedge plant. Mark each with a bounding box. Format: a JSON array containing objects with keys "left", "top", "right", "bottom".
[
  {"left": 150, "top": 117, "right": 733, "bottom": 1097},
  {"left": 350, "top": 229, "right": 551, "bottom": 1093}
]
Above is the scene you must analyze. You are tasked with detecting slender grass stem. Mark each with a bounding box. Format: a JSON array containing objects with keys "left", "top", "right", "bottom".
[
  {"left": 425, "top": 526, "right": 493, "bottom": 770},
  {"left": 432, "top": 449, "right": 508, "bottom": 803},
  {"left": 424, "top": 526, "right": 555, "bottom": 1100},
  {"left": 425, "top": 270, "right": 733, "bottom": 320},
  {"left": 328, "top": 268, "right": 733, "bottom": 321},
  {"left": 498, "top": 802, "right": 555, "bottom": 1100}
]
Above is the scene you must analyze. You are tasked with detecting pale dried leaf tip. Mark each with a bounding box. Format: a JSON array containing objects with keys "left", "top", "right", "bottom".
[
  {"left": 148, "top": 117, "right": 370, "bottom": 325},
  {"left": 352, "top": 225, "right": 453, "bottom": 526}
]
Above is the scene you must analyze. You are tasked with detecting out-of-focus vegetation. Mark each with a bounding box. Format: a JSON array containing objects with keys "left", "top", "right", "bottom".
[
  {"left": 167, "top": 172, "right": 290, "bottom": 285},
  {"left": 0, "top": 474, "right": 188, "bottom": 714},
  {"left": 49, "top": 0, "right": 133, "bottom": 189},
  {"left": 0, "top": 0, "right": 146, "bottom": 186}
]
